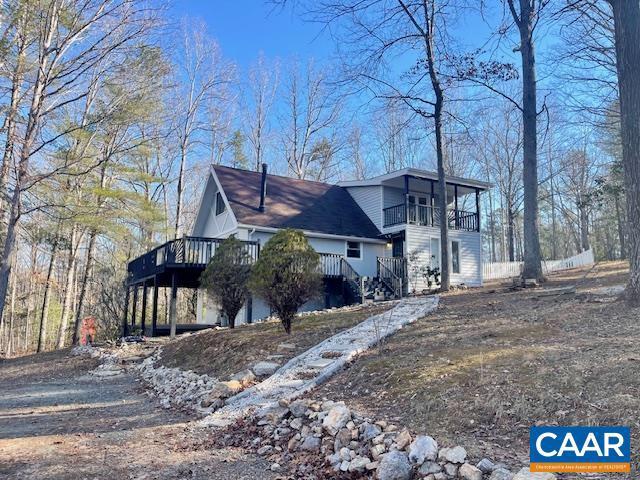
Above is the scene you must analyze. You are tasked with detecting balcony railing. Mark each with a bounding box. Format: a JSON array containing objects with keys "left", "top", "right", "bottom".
[{"left": 383, "top": 203, "right": 479, "bottom": 231}]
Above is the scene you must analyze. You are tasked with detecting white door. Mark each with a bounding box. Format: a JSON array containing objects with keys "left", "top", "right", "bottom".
[{"left": 430, "top": 237, "right": 440, "bottom": 270}]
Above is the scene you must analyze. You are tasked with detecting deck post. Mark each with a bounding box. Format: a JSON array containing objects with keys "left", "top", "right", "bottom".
[
  {"left": 122, "top": 285, "right": 130, "bottom": 337},
  {"left": 475, "top": 187, "right": 481, "bottom": 232},
  {"left": 169, "top": 272, "right": 177, "bottom": 338},
  {"left": 152, "top": 277, "right": 158, "bottom": 337},
  {"left": 454, "top": 184, "right": 459, "bottom": 229},
  {"left": 430, "top": 179, "right": 435, "bottom": 226},
  {"left": 131, "top": 286, "right": 138, "bottom": 332},
  {"left": 141, "top": 281, "right": 148, "bottom": 335}
]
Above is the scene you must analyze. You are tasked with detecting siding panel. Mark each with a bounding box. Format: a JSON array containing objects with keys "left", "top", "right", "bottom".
[{"left": 346, "top": 186, "right": 383, "bottom": 230}]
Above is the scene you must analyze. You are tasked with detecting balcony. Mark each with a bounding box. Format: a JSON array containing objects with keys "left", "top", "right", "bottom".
[{"left": 383, "top": 203, "right": 479, "bottom": 231}]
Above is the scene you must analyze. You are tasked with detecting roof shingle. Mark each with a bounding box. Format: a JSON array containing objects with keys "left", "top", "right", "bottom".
[{"left": 213, "top": 165, "right": 381, "bottom": 239}]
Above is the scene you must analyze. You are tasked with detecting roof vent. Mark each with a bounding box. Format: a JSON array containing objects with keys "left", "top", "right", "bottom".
[{"left": 259, "top": 163, "right": 267, "bottom": 212}]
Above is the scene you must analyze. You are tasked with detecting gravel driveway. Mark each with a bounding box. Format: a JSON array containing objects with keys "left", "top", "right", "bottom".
[{"left": 0, "top": 350, "right": 277, "bottom": 480}]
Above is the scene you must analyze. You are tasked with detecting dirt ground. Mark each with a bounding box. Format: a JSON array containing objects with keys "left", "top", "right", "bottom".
[
  {"left": 159, "top": 303, "right": 392, "bottom": 379},
  {"left": 0, "top": 350, "right": 278, "bottom": 480},
  {"left": 315, "top": 262, "right": 638, "bottom": 478}
]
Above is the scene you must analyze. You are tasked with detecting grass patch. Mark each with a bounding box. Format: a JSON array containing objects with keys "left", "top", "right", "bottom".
[
  {"left": 158, "top": 304, "right": 392, "bottom": 380},
  {"left": 315, "top": 262, "right": 639, "bottom": 476}
]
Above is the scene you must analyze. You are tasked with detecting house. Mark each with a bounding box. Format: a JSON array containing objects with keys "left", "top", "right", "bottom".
[{"left": 124, "top": 164, "right": 489, "bottom": 335}]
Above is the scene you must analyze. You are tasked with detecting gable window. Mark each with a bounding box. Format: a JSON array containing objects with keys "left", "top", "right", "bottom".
[
  {"left": 346, "top": 241, "right": 362, "bottom": 259},
  {"left": 451, "top": 240, "right": 460, "bottom": 274},
  {"left": 215, "top": 191, "right": 226, "bottom": 215}
]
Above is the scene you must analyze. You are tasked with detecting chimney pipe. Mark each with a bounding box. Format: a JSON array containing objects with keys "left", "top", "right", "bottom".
[{"left": 259, "top": 163, "right": 267, "bottom": 212}]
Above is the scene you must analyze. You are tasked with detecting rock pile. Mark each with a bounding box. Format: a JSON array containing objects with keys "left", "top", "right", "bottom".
[{"left": 224, "top": 398, "right": 554, "bottom": 480}]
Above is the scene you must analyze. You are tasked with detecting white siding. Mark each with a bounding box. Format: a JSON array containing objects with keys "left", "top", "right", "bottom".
[
  {"left": 346, "top": 185, "right": 383, "bottom": 230},
  {"left": 383, "top": 186, "right": 405, "bottom": 208},
  {"left": 249, "top": 229, "right": 386, "bottom": 278},
  {"left": 191, "top": 174, "right": 237, "bottom": 238},
  {"left": 405, "top": 225, "right": 482, "bottom": 291}
]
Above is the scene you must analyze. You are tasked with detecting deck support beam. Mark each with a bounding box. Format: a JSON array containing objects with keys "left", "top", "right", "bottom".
[
  {"left": 131, "top": 286, "right": 138, "bottom": 332},
  {"left": 141, "top": 281, "right": 148, "bottom": 335},
  {"left": 122, "top": 285, "right": 130, "bottom": 337},
  {"left": 169, "top": 272, "right": 177, "bottom": 338},
  {"left": 475, "top": 187, "right": 481, "bottom": 232},
  {"left": 152, "top": 277, "right": 158, "bottom": 337}
]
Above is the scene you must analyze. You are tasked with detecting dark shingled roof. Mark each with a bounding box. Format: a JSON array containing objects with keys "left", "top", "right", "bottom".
[{"left": 213, "top": 165, "right": 382, "bottom": 239}]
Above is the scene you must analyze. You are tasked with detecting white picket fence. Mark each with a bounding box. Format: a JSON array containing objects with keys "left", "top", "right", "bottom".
[{"left": 482, "top": 249, "right": 595, "bottom": 281}]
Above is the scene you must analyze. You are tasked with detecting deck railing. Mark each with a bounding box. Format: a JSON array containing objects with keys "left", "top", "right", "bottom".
[
  {"left": 383, "top": 202, "right": 479, "bottom": 231},
  {"left": 129, "top": 238, "right": 360, "bottom": 284},
  {"left": 128, "top": 237, "right": 260, "bottom": 282}
]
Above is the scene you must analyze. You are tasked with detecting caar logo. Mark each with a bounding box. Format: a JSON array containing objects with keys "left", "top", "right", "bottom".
[{"left": 530, "top": 426, "right": 630, "bottom": 473}]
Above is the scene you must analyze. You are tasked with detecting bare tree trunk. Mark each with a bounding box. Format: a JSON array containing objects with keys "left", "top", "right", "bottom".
[
  {"left": 507, "top": 206, "right": 516, "bottom": 262},
  {"left": 509, "top": 0, "right": 543, "bottom": 280},
  {"left": 0, "top": 2, "right": 59, "bottom": 322},
  {"left": 56, "top": 225, "right": 79, "bottom": 349},
  {"left": 72, "top": 230, "right": 97, "bottom": 345},
  {"left": 38, "top": 237, "right": 58, "bottom": 352},
  {"left": 614, "top": 194, "right": 626, "bottom": 259},
  {"left": 610, "top": 0, "right": 640, "bottom": 305},
  {"left": 579, "top": 195, "right": 590, "bottom": 252}
]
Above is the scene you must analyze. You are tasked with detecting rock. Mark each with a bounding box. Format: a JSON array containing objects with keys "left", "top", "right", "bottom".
[
  {"left": 443, "top": 463, "right": 458, "bottom": 476},
  {"left": 257, "top": 445, "right": 273, "bottom": 456},
  {"left": 349, "top": 456, "right": 371, "bottom": 472},
  {"left": 408, "top": 435, "right": 438, "bottom": 465},
  {"left": 287, "top": 436, "right": 300, "bottom": 451},
  {"left": 220, "top": 380, "right": 243, "bottom": 394},
  {"left": 459, "top": 463, "right": 483, "bottom": 480},
  {"left": 361, "top": 422, "right": 383, "bottom": 442},
  {"left": 377, "top": 450, "right": 412, "bottom": 480},
  {"left": 370, "top": 443, "right": 386, "bottom": 461},
  {"left": 394, "top": 429, "right": 412, "bottom": 450},
  {"left": 200, "top": 397, "right": 224, "bottom": 409},
  {"left": 418, "top": 461, "right": 441, "bottom": 475},
  {"left": 206, "top": 382, "right": 235, "bottom": 400},
  {"left": 252, "top": 361, "right": 280, "bottom": 376},
  {"left": 339, "top": 447, "right": 352, "bottom": 462},
  {"left": 512, "top": 468, "right": 556, "bottom": 480},
  {"left": 289, "top": 400, "right": 309, "bottom": 418},
  {"left": 230, "top": 369, "right": 256, "bottom": 385},
  {"left": 366, "top": 461, "right": 379, "bottom": 471},
  {"left": 259, "top": 406, "right": 290, "bottom": 424},
  {"left": 277, "top": 342, "right": 296, "bottom": 353},
  {"left": 299, "top": 436, "right": 321, "bottom": 452},
  {"left": 322, "top": 404, "right": 351, "bottom": 436},
  {"left": 290, "top": 418, "right": 303, "bottom": 430},
  {"left": 270, "top": 463, "right": 281, "bottom": 472},
  {"left": 477, "top": 458, "right": 495, "bottom": 473},
  {"left": 340, "top": 460, "right": 350, "bottom": 472},
  {"left": 490, "top": 468, "right": 515, "bottom": 480},
  {"left": 438, "top": 445, "right": 467, "bottom": 464}
]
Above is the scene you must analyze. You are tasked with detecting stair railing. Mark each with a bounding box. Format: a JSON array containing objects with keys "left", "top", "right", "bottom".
[
  {"left": 377, "top": 257, "right": 405, "bottom": 298},
  {"left": 340, "top": 258, "right": 362, "bottom": 299}
]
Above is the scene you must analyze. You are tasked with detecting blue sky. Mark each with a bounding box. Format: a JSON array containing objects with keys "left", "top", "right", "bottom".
[{"left": 170, "top": 1, "right": 336, "bottom": 70}]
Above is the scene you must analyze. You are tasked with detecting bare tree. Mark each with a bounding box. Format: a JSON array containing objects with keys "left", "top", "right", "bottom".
[
  {"left": 608, "top": 0, "right": 640, "bottom": 305},
  {"left": 244, "top": 54, "right": 279, "bottom": 171},
  {"left": 280, "top": 59, "right": 341, "bottom": 180},
  {"left": 505, "top": 0, "right": 548, "bottom": 280},
  {"left": 171, "top": 21, "right": 235, "bottom": 238}
]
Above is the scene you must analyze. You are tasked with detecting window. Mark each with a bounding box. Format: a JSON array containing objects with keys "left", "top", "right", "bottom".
[
  {"left": 451, "top": 241, "right": 460, "bottom": 274},
  {"left": 346, "top": 241, "right": 361, "bottom": 259},
  {"left": 215, "top": 191, "right": 226, "bottom": 215}
]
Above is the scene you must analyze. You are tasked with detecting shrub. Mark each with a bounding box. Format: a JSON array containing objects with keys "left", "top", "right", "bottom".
[
  {"left": 200, "top": 236, "right": 252, "bottom": 328},
  {"left": 250, "top": 229, "right": 322, "bottom": 334}
]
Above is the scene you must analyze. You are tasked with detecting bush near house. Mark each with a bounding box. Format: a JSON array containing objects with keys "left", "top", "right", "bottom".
[
  {"left": 200, "top": 236, "right": 252, "bottom": 329},
  {"left": 250, "top": 229, "right": 322, "bottom": 334}
]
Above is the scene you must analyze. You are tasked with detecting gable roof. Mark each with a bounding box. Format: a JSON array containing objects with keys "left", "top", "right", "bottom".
[
  {"left": 212, "top": 165, "right": 382, "bottom": 239},
  {"left": 338, "top": 167, "right": 491, "bottom": 190}
]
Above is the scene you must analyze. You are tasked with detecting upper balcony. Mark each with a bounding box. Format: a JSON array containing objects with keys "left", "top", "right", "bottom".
[{"left": 383, "top": 203, "right": 479, "bottom": 231}]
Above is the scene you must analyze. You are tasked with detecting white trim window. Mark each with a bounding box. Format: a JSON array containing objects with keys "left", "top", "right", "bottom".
[
  {"left": 215, "top": 191, "right": 226, "bottom": 215},
  {"left": 346, "top": 241, "right": 362, "bottom": 259},
  {"left": 451, "top": 240, "right": 460, "bottom": 274}
]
